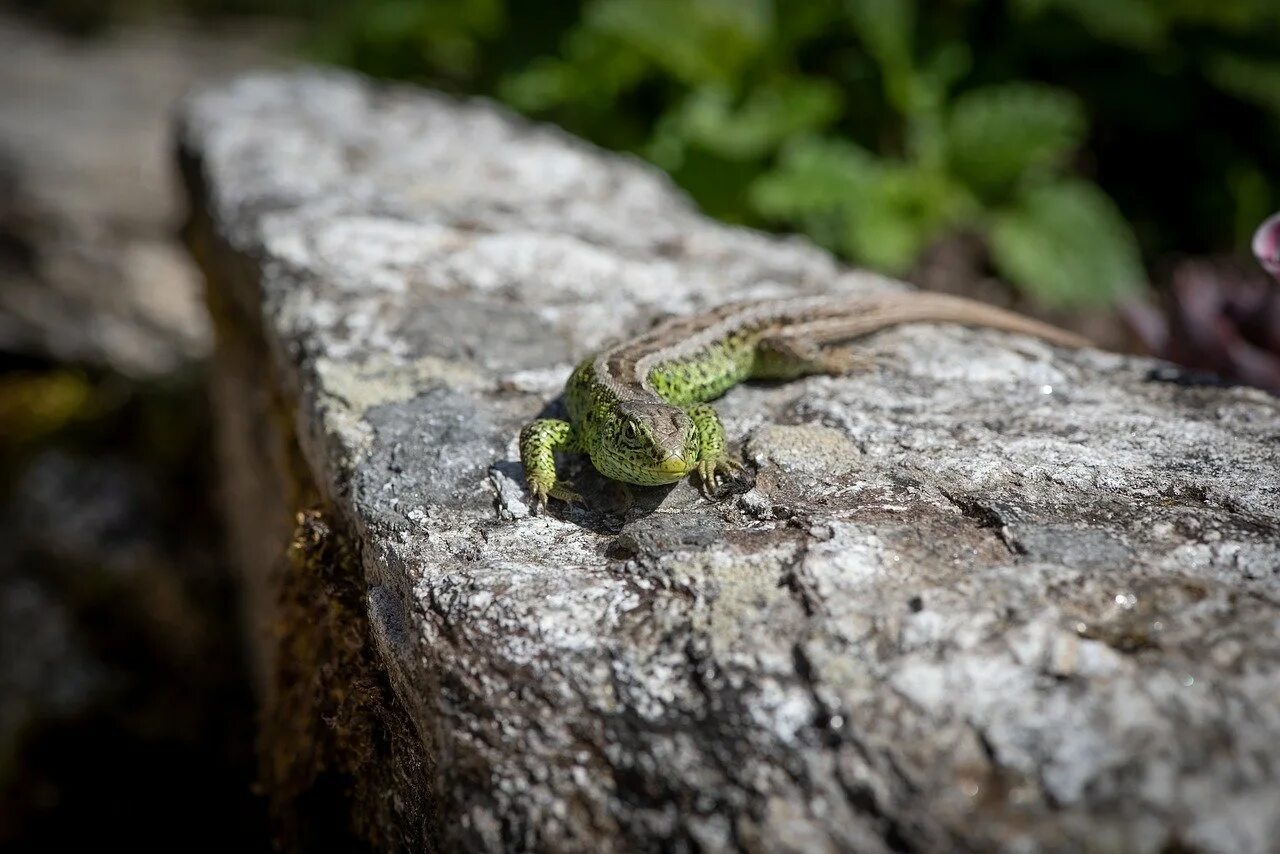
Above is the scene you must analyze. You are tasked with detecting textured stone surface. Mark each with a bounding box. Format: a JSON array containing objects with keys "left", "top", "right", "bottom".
[
  {"left": 0, "top": 13, "right": 282, "bottom": 376},
  {"left": 180, "top": 70, "right": 1280, "bottom": 853}
]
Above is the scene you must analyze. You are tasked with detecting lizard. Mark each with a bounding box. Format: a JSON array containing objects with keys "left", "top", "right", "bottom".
[{"left": 518, "top": 291, "right": 1090, "bottom": 512}]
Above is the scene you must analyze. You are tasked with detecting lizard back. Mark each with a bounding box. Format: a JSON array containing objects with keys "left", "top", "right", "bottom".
[{"left": 569, "top": 292, "right": 1087, "bottom": 416}]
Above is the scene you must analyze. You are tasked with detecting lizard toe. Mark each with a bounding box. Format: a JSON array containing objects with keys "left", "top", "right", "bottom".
[
  {"left": 528, "top": 480, "right": 552, "bottom": 515},
  {"left": 717, "top": 457, "right": 744, "bottom": 477},
  {"left": 698, "top": 458, "right": 738, "bottom": 499},
  {"left": 549, "top": 482, "right": 583, "bottom": 505}
]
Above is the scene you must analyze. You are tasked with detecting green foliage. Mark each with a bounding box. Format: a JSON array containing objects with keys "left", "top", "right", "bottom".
[
  {"left": 1204, "top": 52, "right": 1280, "bottom": 115},
  {"left": 500, "top": 30, "right": 648, "bottom": 115},
  {"left": 490, "top": 0, "right": 1280, "bottom": 306},
  {"left": 311, "top": 0, "right": 505, "bottom": 83},
  {"left": 748, "top": 79, "right": 1132, "bottom": 304},
  {"left": 751, "top": 137, "right": 882, "bottom": 218},
  {"left": 713, "top": 2, "right": 1140, "bottom": 305},
  {"left": 1010, "top": 0, "right": 1167, "bottom": 49},
  {"left": 649, "top": 78, "right": 843, "bottom": 166},
  {"left": 991, "top": 181, "right": 1146, "bottom": 304},
  {"left": 946, "top": 84, "right": 1085, "bottom": 196},
  {"left": 306, "top": 0, "right": 1280, "bottom": 307},
  {"left": 587, "top": 0, "right": 772, "bottom": 86},
  {"left": 1018, "top": 0, "right": 1280, "bottom": 43},
  {"left": 753, "top": 136, "right": 971, "bottom": 272},
  {"left": 76, "top": 0, "right": 1268, "bottom": 308},
  {"left": 509, "top": 0, "right": 1143, "bottom": 304},
  {"left": 846, "top": 0, "right": 915, "bottom": 76}
]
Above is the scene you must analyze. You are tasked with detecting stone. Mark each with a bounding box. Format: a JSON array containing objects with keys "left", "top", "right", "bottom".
[
  {"left": 0, "top": 12, "right": 282, "bottom": 377},
  {"left": 179, "top": 69, "right": 1280, "bottom": 853}
]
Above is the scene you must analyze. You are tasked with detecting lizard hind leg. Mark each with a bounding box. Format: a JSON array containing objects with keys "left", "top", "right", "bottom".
[
  {"left": 518, "top": 418, "right": 583, "bottom": 513},
  {"left": 752, "top": 334, "right": 876, "bottom": 380}
]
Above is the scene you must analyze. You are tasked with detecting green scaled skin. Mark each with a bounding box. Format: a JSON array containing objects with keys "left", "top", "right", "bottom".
[
  {"left": 519, "top": 354, "right": 747, "bottom": 513},
  {"left": 518, "top": 294, "right": 1089, "bottom": 512}
]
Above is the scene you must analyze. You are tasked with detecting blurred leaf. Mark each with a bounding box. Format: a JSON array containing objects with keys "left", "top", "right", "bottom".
[
  {"left": 500, "top": 30, "right": 647, "bottom": 112},
  {"left": 1010, "top": 0, "right": 1166, "bottom": 48},
  {"left": 947, "top": 83, "right": 1086, "bottom": 196},
  {"left": 846, "top": 0, "right": 914, "bottom": 70},
  {"left": 1162, "top": 0, "right": 1280, "bottom": 32},
  {"left": 892, "top": 43, "right": 972, "bottom": 170},
  {"left": 317, "top": 0, "right": 505, "bottom": 80},
  {"left": 500, "top": 57, "right": 577, "bottom": 111},
  {"left": 918, "top": 42, "right": 972, "bottom": 98},
  {"left": 773, "top": 0, "right": 847, "bottom": 49},
  {"left": 588, "top": 0, "right": 772, "bottom": 85},
  {"left": 750, "top": 136, "right": 883, "bottom": 219},
  {"left": 1204, "top": 52, "right": 1280, "bottom": 115},
  {"left": 753, "top": 135, "right": 972, "bottom": 272},
  {"left": 846, "top": 0, "right": 919, "bottom": 112},
  {"left": 844, "top": 202, "right": 927, "bottom": 271},
  {"left": 843, "top": 165, "right": 973, "bottom": 271},
  {"left": 0, "top": 372, "right": 97, "bottom": 446},
  {"left": 843, "top": 170, "right": 932, "bottom": 271},
  {"left": 653, "top": 78, "right": 843, "bottom": 164},
  {"left": 664, "top": 148, "right": 766, "bottom": 222},
  {"left": 1228, "top": 166, "right": 1273, "bottom": 247},
  {"left": 991, "top": 181, "right": 1146, "bottom": 305}
]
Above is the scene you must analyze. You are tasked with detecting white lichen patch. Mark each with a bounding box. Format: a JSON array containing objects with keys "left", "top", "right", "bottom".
[{"left": 314, "top": 353, "right": 492, "bottom": 462}]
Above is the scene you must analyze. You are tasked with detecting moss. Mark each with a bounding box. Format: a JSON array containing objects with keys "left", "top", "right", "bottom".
[
  {"left": 0, "top": 370, "right": 98, "bottom": 446},
  {"left": 259, "top": 500, "right": 439, "bottom": 850},
  {"left": 212, "top": 284, "right": 434, "bottom": 849},
  {"left": 185, "top": 190, "right": 438, "bottom": 850}
]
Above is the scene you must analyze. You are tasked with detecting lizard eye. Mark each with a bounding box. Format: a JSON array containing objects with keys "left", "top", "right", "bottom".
[{"left": 623, "top": 422, "right": 639, "bottom": 443}]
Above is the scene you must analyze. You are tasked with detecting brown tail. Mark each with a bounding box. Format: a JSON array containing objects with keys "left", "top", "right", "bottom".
[{"left": 794, "top": 292, "right": 1091, "bottom": 350}]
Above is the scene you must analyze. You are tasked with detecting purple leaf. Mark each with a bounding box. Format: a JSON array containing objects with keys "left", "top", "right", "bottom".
[{"left": 1252, "top": 212, "right": 1280, "bottom": 281}]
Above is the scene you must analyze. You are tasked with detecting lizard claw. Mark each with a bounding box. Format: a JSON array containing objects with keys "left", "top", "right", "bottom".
[
  {"left": 528, "top": 479, "right": 582, "bottom": 514},
  {"left": 696, "top": 456, "right": 743, "bottom": 499},
  {"left": 527, "top": 480, "right": 549, "bottom": 515}
]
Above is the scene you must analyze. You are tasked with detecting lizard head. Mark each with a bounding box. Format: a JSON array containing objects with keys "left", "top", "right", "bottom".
[{"left": 591, "top": 402, "right": 699, "bottom": 486}]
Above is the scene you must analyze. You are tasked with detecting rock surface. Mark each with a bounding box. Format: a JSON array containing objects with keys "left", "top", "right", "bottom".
[
  {"left": 180, "top": 70, "right": 1280, "bottom": 853},
  {"left": 0, "top": 13, "right": 283, "bottom": 376}
]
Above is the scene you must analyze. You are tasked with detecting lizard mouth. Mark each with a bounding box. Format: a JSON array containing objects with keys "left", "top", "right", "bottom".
[{"left": 651, "top": 454, "right": 692, "bottom": 477}]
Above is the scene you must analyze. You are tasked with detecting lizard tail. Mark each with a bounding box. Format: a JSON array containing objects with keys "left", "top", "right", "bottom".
[{"left": 794, "top": 292, "right": 1092, "bottom": 350}]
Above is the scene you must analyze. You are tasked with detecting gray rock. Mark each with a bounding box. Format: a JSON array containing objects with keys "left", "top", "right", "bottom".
[
  {"left": 179, "top": 69, "right": 1280, "bottom": 853},
  {"left": 0, "top": 13, "right": 283, "bottom": 377}
]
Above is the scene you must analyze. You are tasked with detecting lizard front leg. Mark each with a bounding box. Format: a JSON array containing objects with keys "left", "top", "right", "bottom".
[
  {"left": 687, "top": 403, "right": 742, "bottom": 497},
  {"left": 519, "top": 418, "right": 583, "bottom": 513}
]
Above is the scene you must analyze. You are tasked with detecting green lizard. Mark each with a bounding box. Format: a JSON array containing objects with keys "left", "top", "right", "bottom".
[{"left": 519, "top": 292, "right": 1088, "bottom": 512}]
